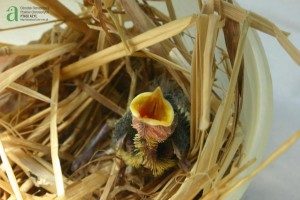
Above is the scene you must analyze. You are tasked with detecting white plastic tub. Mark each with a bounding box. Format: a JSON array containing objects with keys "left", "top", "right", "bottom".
[{"left": 225, "top": 28, "right": 273, "bottom": 199}]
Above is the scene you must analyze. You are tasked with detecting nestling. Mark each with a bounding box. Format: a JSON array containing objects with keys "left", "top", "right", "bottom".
[{"left": 113, "top": 80, "right": 190, "bottom": 176}]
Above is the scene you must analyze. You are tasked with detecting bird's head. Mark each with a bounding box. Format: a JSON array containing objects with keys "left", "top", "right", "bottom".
[{"left": 130, "top": 87, "right": 174, "bottom": 143}]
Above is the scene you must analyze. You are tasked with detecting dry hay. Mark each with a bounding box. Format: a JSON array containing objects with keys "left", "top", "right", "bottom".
[{"left": 0, "top": 0, "right": 299, "bottom": 200}]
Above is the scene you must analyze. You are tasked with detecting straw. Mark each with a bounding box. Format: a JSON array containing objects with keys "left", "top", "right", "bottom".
[
  {"left": 0, "top": 43, "right": 76, "bottom": 93},
  {"left": 49, "top": 65, "right": 65, "bottom": 196},
  {"left": 61, "top": 16, "right": 196, "bottom": 79},
  {"left": 0, "top": 139, "right": 23, "bottom": 200},
  {"left": 0, "top": 0, "right": 300, "bottom": 199}
]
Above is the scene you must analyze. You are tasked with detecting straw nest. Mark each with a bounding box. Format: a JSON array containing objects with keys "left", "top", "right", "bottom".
[{"left": 0, "top": 0, "right": 300, "bottom": 200}]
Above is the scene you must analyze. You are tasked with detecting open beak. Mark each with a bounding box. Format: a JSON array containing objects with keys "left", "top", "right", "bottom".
[{"left": 130, "top": 87, "right": 174, "bottom": 127}]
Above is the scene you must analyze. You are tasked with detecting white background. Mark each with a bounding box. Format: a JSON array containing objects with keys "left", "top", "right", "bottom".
[{"left": 0, "top": 0, "right": 299, "bottom": 199}]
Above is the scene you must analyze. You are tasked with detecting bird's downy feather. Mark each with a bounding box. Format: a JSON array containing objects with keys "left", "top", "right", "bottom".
[{"left": 113, "top": 77, "right": 190, "bottom": 176}]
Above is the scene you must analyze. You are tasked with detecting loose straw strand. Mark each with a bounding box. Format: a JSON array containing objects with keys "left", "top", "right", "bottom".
[
  {"left": 0, "top": 139, "right": 23, "bottom": 200},
  {"left": 50, "top": 65, "right": 65, "bottom": 197},
  {"left": 220, "top": 130, "right": 300, "bottom": 199}
]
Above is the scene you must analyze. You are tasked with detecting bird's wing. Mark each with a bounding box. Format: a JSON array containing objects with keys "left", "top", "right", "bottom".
[
  {"left": 168, "top": 110, "right": 190, "bottom": 172},
  {"left": 169, "top": 110, "right": 190, "bottom": 160},
  {"left": 112, "top": 111, "right": 137, "bottom": 147}
]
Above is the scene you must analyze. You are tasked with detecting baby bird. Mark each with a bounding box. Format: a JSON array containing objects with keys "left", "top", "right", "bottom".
[{"left": 113, "top": 80, "right": 190, "bottom": 176}]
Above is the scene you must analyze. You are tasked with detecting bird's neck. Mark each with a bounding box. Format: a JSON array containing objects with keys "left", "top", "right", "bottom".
[
  {"left": 132, "top": 117, "right": 172, "bottom": 142},
  {"left": 133, "top": 134, "right": 158, "bottom": 158}
]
